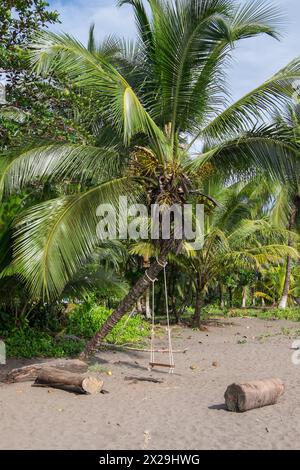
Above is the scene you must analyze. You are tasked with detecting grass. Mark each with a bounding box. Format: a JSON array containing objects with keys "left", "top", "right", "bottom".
[{"left": 207, "top": 306, "right": 300, "bottom": 322}]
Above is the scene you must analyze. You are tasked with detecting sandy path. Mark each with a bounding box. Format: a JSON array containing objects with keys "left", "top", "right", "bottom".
[{"left": 1, "top": 317, "right": 300, "bottom": 450}]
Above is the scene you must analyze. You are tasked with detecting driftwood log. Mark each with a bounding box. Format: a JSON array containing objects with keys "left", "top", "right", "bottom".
[
  {"left": 224, "top": 378, "right": 284, "bottom": 412},
  {"left": 5, "top": 359, "right": 88, "bottom": 383},
  {"left": 34, "top": 367, "right": 103, "bottom": 394}
]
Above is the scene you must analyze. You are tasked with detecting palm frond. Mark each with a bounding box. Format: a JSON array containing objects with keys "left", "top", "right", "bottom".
[
  {"left": 230, "top": 0, "right": 283, "bottom": 40},
  {"left": 144, "top": 0, "right": 232, "bottom": 135},
  {"left": 199, "top": 58, "right": 300, "bottom": 143},
  {"left": 174, "top": 0, "right": 284, "bottom": 136},
  {"left": 118, "top": 0, "right": 154, "bottom": 57},
  {"left": 0, "top": 106, "right": 28, "bottom": 123},
  {"left": 187, "top": 123, "right": 298, "bottom": 183},
  {"left": 0, "top": 144, "right": 123, "bottom": 198},
  {"left": 11, "top": 178, "right": 142, "bottom": 299},
  {"left": 87, "top": 23, "right": 96, "bottom": 53},
  {"left": 30, "top": 31, "right": 165, "bottom": 149}
]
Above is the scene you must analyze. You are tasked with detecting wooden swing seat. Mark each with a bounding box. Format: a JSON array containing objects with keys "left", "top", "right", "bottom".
[{"left": 149, "top": 362, "right": 175, "bottom": 368}]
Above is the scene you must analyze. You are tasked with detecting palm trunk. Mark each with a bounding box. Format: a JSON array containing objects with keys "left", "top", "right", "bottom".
[
  {"left": 228, "top": 287, "right": 233, "bottom": 308},
  {"left": 145, "top": 287, "right": 151, "bottom": 319},
  {"left": 82, "top": 240, "right": 179, "bottom": 357},
  {"left": 219, "top": 283, "right": 225, "bottom": 309},
  {"left": 278, "top": 255, "right": 293, "bottom": 309},
  {"left": 251, "top": 287, "right": 256, "bottom": 307},
  {"left": 143, "top": 255, "right": 152, "bottom": 319},
  {"left": 136, "top": 297, "right": 143, "bottom": 314},
  {"left": 279, "top": 204, "right": 297, "bottom": 309},
  {"left": 242, "top": 287, "right": 247, "bottom": 308},
  {"left": 193, "top": 274, "right": 203, "bottom": 327}
]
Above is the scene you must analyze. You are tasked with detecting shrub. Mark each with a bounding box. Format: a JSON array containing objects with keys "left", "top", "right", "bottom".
[
  {"left": 0, "top": 300, "right": 151, "bottom": 358},
  {"left": 204, "top": 306, "right": 300, "bottom": 322},
  {"left": 202, "top": 304, "right": 225, "bottom": 318},
  {"left": 66, "top": 303, "right": 150, "bottom": 344},
  {"left": 4, "top": 327, "right": 84, "bottom": 358}
]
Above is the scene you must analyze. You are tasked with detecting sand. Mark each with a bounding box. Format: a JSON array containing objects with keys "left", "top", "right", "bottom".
[{"left": 1, "top": 317, "right": 300, "bottom": 450}]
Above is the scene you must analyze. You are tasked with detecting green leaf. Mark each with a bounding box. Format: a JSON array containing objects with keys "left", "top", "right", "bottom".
[
  {"left": 0, "top": 144, "right": 123, "bottom": 198},
  {"left": 11, "top": 178, "right": 141, "bottom": 299}
]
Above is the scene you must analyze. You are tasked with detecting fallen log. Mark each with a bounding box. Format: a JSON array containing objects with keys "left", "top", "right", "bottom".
[
  {"left": 224, "top": 378, "right": 284, "bottom": 412},
  {"left": 5, "top": 359, "right": 88, "bottom": 383},
  {"left": 34, "top": 367, "right": 103, "bottom": 394}
]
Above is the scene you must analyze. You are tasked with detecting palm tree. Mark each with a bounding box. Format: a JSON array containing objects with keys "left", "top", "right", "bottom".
[
  {"left": 168, "top": 178, "right": 299, "bottom": 324},
  {"left": 272, "top": 106, "right": 300, "bottom": 308},
  {"left": 1, "top": 0, "right": 300, "bottom": 356},
  {"left": 245, "top": 105, "right": 300, "bottom": 308}
]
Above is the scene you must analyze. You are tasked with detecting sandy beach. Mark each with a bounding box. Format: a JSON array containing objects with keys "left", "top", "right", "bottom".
[{"left": 1, "top": 317, "right": 300, "bottom": 450}]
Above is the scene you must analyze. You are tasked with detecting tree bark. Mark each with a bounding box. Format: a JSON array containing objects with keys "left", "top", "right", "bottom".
[
  {"left": 279, "top": 256, "right": 293, "bottom": 309},
  {"left": 136, "top": 297, "right": 143, "bottom": 314},
  {"left": 242, "top": 287, "right": 247, "bottom": 308},
  {"left": 145, "top": 287, "right": 151, "bottom": 319},
  {"left": 34, "top": 367, "right": 103, "bottom": 394},
  {"left": 225, "top": 378, "right": 284, "bottom": 412},
  {"left": 228, "top": 287, "right": 233, "bottom": 308},
  {"left": 279, "top": 204, "right": 297, "bottom": 309},
  {"left": 219, "top": 283, "right": 225, "bottom": 309},
  {"left": 251, "top": 287, "right": 256, "bottom": 307},
  {"left": 82, "top": 239, "right": 180, "bottom": 358},
  {"left": 143, "top": 255, "right": 152, "bottom": 319},
  {"left": 193, "top": 274, "right": 203, "bottom": 327},
  {"left": 4, "top": 359, "right": 88, "bottom": 383}
]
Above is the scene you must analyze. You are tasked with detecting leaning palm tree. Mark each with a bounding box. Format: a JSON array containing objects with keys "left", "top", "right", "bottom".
[{"left": 1, "top": 0, "right": 300, "bottom": 356}]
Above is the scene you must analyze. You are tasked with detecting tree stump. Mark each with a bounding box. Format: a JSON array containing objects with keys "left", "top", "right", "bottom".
[
  {"left": 224, "top": 378, "right": 284, "bottom": 412},
  {"left": 34, "top": 367, "right": 103, "bottom": 394}
]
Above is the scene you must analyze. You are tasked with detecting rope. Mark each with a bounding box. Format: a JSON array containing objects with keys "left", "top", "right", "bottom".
[
  {"left": 116, "top": 262, "right": 175, "bottom": 374},
  {"left": 150, "top": 274, "right": 156, "bottom": 365},
  {"left": 145, "top": 271, "right": 158, "bottom": 283},
  {"left": 157, "top": 259, "right": 168, "bottom": 268},
  {"left": 163, "top": 264, "right": 175, "bottom": 374},
  {"left": 149, "top": 261, "right": 175, "bottom": 374}
]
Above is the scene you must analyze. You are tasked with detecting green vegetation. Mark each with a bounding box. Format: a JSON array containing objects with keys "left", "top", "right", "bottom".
[
  {"left": 4, "top": 328, "right": 84, "bottom": 359},
  {"left": 175, "top": 305, "right": 300, "bottom": 323},
  {"left": 66, "top": 303, "right": 150, "bottom": 344},
  {"left": 0, "top": 1, "right": 299, "bottom": 358},
  {"left": 1, "top": 300, "right": 150, "bottom": 358},
  {"left": 221, "top": 307, "right": 300, "bottom": 322}
]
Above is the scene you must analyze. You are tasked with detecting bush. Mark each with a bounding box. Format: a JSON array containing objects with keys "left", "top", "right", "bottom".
[
  {"left": 4, "top": 327, "right": 84, "bottom": 358},
  {"left": 202, "top": 304, "right": 225, "bottom": 318},
  {"left": 67, "top": 303, "right": 150, "bottom": 344},
  {"left": 0, "top": 299, "right": 151, "bottom": 358},
  {"left": 205, "top": 306, "right": 300, "bottom": 322}
]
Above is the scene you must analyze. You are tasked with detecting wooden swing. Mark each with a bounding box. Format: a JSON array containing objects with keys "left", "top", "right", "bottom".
[{"left": 147, "top": 260, "right": 175, "bottom": 373}]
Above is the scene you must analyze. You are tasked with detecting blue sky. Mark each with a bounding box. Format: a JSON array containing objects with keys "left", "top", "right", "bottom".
[{"left": 48, "top": 0, "right": 300, "bottom": 100}]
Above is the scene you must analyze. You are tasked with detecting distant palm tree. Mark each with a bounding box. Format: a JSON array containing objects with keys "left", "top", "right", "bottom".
[
  {"left": 171, "top": 206, "right": 298, "bottom": 325},
  {"left": 269, "top": 105, "right": 300, "bottom": 307},
  {"left": 1, "top": 0, "right": 300, "bottom": 355}
]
